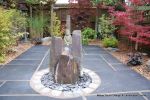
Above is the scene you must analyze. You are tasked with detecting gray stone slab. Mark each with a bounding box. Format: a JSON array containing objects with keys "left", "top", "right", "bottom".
[
  {"left": 83, "top": 54, "right": 102, "bottom": 59},
  {"left": 101, "top": 54, "right": 121, "bottom": 64},
  {"left": 94, "top": 70, "right": 150, "bottom": 93},
  {"left": 8, "top": 60, "right": 41, "bottom": 65},
  {"left": 86, "top": 93, "right": 145, "bottom": 100},
  {"left": 0, "top": 81, "right": 36, "bottom": 94},
  {"left": 83, "top": 45, "right": 104, "bottom": 50},
  {"left": 82, "top": 60, "right": 114, "bottom": 72},
  {"left": 15, "top": 52, "right": 45, "bottom": 60},
  {"left": 0, "top": 96, "right": 82, "bottom": 100},
  {"left": 27, "top": 45, "right": 49, "bottom": 52},
  {"left": 0, "top": 65, "right": 37, "bottom": 80},
  {"left": 0, "top": 81, "right": 4, "bottom": 86},
  {"left": 112, "top": 64, "right": 131, "bottom": 71},
  {"left": 39, "top": 54, "right": 49, "bottom": 70},
  {"left": 142, "top": 92, "right": 150, "bottom": 100},
  {"left": 84, "top": 50, "right": 107, "bottom": 55}
]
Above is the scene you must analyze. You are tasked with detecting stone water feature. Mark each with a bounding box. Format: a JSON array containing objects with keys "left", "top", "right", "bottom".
[
  {"left": 49, "top": 15, "right": 82, "bottom": 84},
  {"left": 30, "top": 15, "right": 101, "bottom": 99}
]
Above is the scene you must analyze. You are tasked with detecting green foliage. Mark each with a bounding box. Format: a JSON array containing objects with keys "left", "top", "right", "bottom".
[
  {"left": 102, "top": 37, "right": 118, "bottom": 48},
  {"left": 91, "top": 0, "right": 119, "bottom": 6},
  {"left": 28, "top": 16, "right": 47, "bottom": 39},
  {"left": 82, "top": 38, "right": 89, "bottom": 45},
  {"left": 81, "top": 27, "right": 96, "bottom": 45},
  {"left": 25, "top": 0, "right": 56, "bottom": 4},
  {"left": 99, "top": 14, "right": 116, "bottom": 38},
  {"left": 82, "top": 27, "right": 96, "bottom": 39},
  {"left": 51, "top": 12, "right": 62, "bottom": 37},
  {"left": 0, "top": 7, "right": 26, "bottom": 63}
]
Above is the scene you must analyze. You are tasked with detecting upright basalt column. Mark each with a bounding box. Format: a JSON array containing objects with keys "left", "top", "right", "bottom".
[
  {"left": 72, "top": 30, "right": 82, "bottom": 75},
  {"left": 49, "top": 37, "right": 63, "bottom": 76}
]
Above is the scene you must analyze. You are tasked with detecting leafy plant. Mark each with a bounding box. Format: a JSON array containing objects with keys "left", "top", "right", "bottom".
[
  {"left": 82, "top": 38, "right": 89, "bottom": 45},
  {"left": 102, "top": 37, "right": 118, "bottom": 48},
  {"left": 99, "top": 14, "right": 116, "bottom": 39},
  {"left": 81, "top": 27, "right": 96, "bottom": 45},
  {"left": 0, "top": 7, "right": 26, "bottom": 62},
  {"left": 82, "top": 27, "right": 96, "bottom": 39},
  {"left": 29, "top": 16, "right": 47, "bottom": 39},
  {"left": 51, "top": 12, "right": 62, "bottom": 37},
  {"left": 91, "top": 0, "right": 119, "bottom": 6}
]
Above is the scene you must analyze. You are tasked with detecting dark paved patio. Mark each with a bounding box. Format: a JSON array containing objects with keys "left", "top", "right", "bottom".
[{"left": 0, "top": 45, "right": 150, "bottom": 100}]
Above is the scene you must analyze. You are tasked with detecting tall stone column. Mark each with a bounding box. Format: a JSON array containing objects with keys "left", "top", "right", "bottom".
[
  {"left": 72, "top": 30, "right": 82, "bottom": 75},
  {"left": 49, "top": 37, "right": 63, "bottom": 76}
]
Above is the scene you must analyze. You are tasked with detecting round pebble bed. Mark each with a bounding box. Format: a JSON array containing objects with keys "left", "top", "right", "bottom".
[
  {"left": 30, "top": 68, "right": 101, "bottom": 99},
  {"left": 41, "top": 72, "right": 92, "bottom": 92}
]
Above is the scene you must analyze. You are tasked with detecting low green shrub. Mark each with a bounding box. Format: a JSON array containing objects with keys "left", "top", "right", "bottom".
[
  {"left": 82, "top": 38, "right": 89, "bottom": 45},
  {"left": 82, "top": 27, "right": 96, "bottom": 39},
  {"left": 81, "top": 27, "right": 96, "bottom": 45},
  {"left": 102, "top": 37, "right": 118, "bottom": 48}
]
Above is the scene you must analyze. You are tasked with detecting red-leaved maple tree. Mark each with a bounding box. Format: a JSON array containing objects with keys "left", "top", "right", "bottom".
[{"left": 109, "top": 0, "right": 150, "bottom": 50}]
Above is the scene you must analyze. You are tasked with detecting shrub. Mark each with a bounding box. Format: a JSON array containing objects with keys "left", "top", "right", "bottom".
[
  {"left": 82, "top": 38, "right": 89, "bottom": 45},
  {"left": 51, "top": 12, "right": 62, "bottom": 37},
  {"left": 81, "top": 27, "right": 96, "bottom": 45},
  {"left": 82, "top": 27, "right": 96, "bottom": 39},
  {"left": 102, "top": 37, "right": 118, "bottom": 48},
  {"left": 99, "top": 14, "right": 116, "bottom": 39},
  {"left": 0, "top": 7, "right": 26, "bottom": 63}
]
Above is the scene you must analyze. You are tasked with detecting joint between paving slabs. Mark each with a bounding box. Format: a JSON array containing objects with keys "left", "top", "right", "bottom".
[
  {"left": 0, "top": 81, "right": 6, "bottom": 88},
  {"left": 100, "top": 55, "right": 117, "bottom": 71},
  {"left": 33, "top": 49, "right": 50, "bottom": 75},
  {"left": 138, "top": 92, "right": 149, "bottom": 100}
]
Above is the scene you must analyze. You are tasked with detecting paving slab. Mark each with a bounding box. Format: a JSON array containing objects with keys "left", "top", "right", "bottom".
[
  {"left": 15, "top": 52, "right": 45, "bottom": 60},
  {"left": 27, "top": 46, "right": 49, "bottom": 52},
  {"left": 0, "top": 81, "right": 4, "bottom": 86},
  {"left": 0, "top": 65, "right": 37, "bottom": 80},
  {"left": 0, "top": 96, "right": 82, "bottom": 100},
  {"left": 8, "top": 60, "right": 41, "bottom": 65},
  {"left": 94, "top": 70, "right": 150, "bottom": 93},
  {"left": 0, "top": 81, "right": 36, "bottom": 94},
  {"left": 142, "top": 92, "right": 150, "bottom": 100},
  {"left": 101, "top": 54, "right": 121, "bottom": 64},
  {"left": 39, "top": 53, "right": 50, "bottom": 70},
  {"left": 112, "top": 63, "right": 131, "bottom": 71}
]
